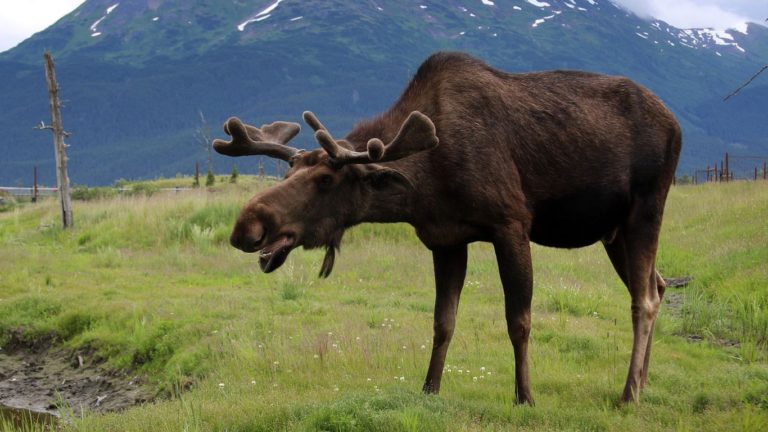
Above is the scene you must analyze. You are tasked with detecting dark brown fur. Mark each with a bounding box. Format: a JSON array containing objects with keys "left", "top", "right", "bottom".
[{"left": 216, "top": 52, "right": 682, "bottom": 404}]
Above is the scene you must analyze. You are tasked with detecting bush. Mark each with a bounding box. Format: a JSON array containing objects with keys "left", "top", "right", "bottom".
[
  {"left": 71, "top": 185, "right": 118, "bottom": 201},
  {"left": 0, "top": 190, "right": 16, "bottom": 212},
  {"left": 128, "top": 182, "right": 159, "bottom": 197}
]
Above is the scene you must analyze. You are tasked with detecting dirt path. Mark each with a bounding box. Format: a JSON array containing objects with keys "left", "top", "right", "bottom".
[{"left": 0, "top": 340, "right": 154, "bottom": 418}]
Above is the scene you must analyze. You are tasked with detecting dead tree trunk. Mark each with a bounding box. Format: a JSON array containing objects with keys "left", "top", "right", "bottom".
[{"left": 41, "top": 52, "right": 73, "bottom": 229}]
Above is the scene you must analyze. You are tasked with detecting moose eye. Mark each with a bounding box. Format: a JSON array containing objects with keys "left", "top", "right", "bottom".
[{"left": 317, "top": 174, "right": 334, "bottom": 188}]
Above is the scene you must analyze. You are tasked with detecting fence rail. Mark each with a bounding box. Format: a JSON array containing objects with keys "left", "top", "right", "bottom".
[
  {"left": 0, "top": 187, "right": 58, "bottom": 197},
  {"left": 0, "top": 186, "right": 196, "bottom": 198}
]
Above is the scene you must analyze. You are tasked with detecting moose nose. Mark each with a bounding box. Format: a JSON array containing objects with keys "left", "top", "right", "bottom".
[{"left": 230, "top": 222, "right": 265, "bottom": 253}]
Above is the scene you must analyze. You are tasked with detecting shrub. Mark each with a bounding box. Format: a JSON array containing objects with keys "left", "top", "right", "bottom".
[{"left": 71, "top": 185, "right": 118, "bottom": 201}]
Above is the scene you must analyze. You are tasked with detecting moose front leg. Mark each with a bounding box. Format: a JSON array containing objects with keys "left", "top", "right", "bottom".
[
  {"left": 493, "top": 223, "right": 535, "bottom": 405},
  {"left": 422, "top": 244, "right": 468, "bottom": 394}
]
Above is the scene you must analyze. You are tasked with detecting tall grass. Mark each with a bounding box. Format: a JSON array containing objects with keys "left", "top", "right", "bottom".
[{"left": 0, "top": 179, "right": 766, "bottom": 431}]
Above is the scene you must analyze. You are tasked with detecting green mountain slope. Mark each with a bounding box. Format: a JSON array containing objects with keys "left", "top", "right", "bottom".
[{"left": 1, "top": 0, "right": 766, "bottom": 185}]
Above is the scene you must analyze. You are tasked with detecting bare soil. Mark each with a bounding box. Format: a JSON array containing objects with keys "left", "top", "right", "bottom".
[{"left": 0, "top": 337, "right": 154, "bottom": 418}]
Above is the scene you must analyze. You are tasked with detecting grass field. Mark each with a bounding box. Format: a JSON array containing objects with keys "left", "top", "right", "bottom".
[{"left": 1, "top": 178, "right": 766, "bottom": 431}]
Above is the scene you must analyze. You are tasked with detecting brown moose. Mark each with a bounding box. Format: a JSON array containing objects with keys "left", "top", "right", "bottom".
[{"left": 213, "top": 52, "right": 681, "bottom": 404}]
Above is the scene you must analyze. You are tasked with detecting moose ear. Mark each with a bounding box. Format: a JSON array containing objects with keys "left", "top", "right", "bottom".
[{"left": 362, "top": 165, "right": 414, "bottom": 191}]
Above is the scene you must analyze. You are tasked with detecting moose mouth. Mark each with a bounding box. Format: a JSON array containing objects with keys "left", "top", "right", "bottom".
[{"left": 258, "top": 235, "right": 294, "bottom": 273}]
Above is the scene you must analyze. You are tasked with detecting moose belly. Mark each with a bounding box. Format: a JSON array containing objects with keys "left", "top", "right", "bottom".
[{"left": 529, "top": 190, "right": 630, "bottom": 249}]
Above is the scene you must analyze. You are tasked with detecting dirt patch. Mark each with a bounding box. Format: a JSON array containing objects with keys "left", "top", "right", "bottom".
[
  {"left": 664, "top": 292, "right": 685, "bottom": 316},
  {"left": 663, "top": 276, "right": 693, "bottom": 289},
  {"left": 661, "top": 275, "right": 694, "bottom": 317},
  {"left": 0, "top": 339, "right": 154, "bottom": 418},
  {"left": 682, "top": 333, "right": 740, "bottom": 348},
  {"left": 663, "top": 291, "right": 741, "bottom": 349}
]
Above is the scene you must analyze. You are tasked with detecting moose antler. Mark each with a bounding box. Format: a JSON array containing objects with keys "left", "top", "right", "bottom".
[
  {"left": 212, "top": 117, "right": 302, "bottom": 161},
  {"left": 303, "top": 111, "right": 439, "bottom": 165}
]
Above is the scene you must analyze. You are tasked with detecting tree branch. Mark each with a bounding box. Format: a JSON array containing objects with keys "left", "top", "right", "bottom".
[{"left": 724, "top": 65, "right": 768, "bottom": 101}]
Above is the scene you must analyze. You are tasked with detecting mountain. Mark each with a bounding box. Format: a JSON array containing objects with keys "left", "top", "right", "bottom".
[{"left": 1, "top": 0, "right": 767, "bottom": 185}]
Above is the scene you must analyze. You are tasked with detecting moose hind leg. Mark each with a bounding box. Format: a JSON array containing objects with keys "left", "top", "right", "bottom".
[
  {"left": 422, "top": 245, "right": 468, "bottom": 394},
  {"left": 605, "top": 234, "right": 667, "bottom": 391},
  {"left": 494, "top": 224, "right": 534, "bottom": 405},
  {"left": 639, "top": 271, "right": 666, "bottom": 387},
  {"left": 620, "top": 195, "right": 665, "bottom": 403}
]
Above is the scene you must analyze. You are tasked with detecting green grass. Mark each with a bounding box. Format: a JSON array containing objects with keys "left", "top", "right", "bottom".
[{"left": 0, "top": 180, "right": 766, "bottom": 431}]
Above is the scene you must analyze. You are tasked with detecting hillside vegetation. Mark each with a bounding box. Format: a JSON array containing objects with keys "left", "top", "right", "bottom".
[
  {"left": 2, "top": 0, "right": 768, "bottom": 185},
  {"left": 0, "top": 179, "right": 766, "bottom": 431}
]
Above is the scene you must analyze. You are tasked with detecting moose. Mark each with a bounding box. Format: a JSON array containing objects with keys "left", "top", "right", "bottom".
[{"left": 213, "top": 52, "right": 681, "bottom": 404}]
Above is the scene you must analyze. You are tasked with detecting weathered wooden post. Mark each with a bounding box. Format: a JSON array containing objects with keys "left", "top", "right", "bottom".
[
  {"left": 32, "top": 166, "right": 39, "bottom": 203},
  {"left": 37, "top": 52, "right": 73, "bottom": 228},
  {"left": 725, "top": 152, "right": 730, "bottom": 182},
  {"left": 763, "top": 161, "right": 766, "bottom": 180},
  {"left": 258, "top": 157, "right": 265, "bottom": 178},
  {"left": 193, "top": 161, "right": 200, "bottom": 187}
]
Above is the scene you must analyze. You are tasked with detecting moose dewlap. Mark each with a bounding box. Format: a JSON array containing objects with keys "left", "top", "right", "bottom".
[{"left": 212, "top": 52, "right": 681, "bottom": 404}]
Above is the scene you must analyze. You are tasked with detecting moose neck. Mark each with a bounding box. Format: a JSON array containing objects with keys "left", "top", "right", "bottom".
[
  {"left": 359, "top": 173, "right": 418, "bottom": 224},
  {"left": 345, "top": 113, "right": 432, "bottom": 226}
]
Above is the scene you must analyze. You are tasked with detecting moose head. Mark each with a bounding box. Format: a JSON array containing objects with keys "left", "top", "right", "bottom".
[{"left": 213, "top": 111, "right": 439, "bottom": 277}]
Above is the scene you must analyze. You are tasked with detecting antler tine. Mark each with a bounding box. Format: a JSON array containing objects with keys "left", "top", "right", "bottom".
[
  {"left": 213, "top": 117, "right": 302, "bottom": 162},
  {"left": 314, "top": 129, "right": 374, "bottom": 164},
  {"left": 305, "top": 111, "right": 439, "bottom": 166},
  {"left": 303, "top": 111, "right": 374, "bottom": 164},
  {"left": 302, "top": 111, "right": 328, "bottom": 132},
  {"left": 373, "top": 111, "right": 439, "bottom": 162}
]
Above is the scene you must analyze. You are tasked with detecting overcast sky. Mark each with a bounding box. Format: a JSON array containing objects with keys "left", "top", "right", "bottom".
[
  {"left": 613, "top": 0, "right": 766, "bottom": 30},
  {"left": 0, "top": 0, "right": 85, "bottom": 52},
  {"left": 0, "top": 0, "right": 766, "bottom": 53}
]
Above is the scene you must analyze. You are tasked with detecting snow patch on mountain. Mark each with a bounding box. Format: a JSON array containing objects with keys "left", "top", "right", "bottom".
[
  {"left": 532, "top": 14, "right": 558, "bottom": 28},
  {"left": 525, "top": 0, "right": 550, "bottom": 7},
  {"left": 730, "top": 23, "right": 749, "bottom": 35},
  {"left": 238, "top": 0, "right": 285, "bottom": 31},
  {"left": 90, "top": 16, "right": 106, "bottom": 33},
  {"left": 90, "top": 3, "right": 119, "bottom": 37},
  {"left": 643, "top": 20, "right": 748, "bottom": 54}
]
